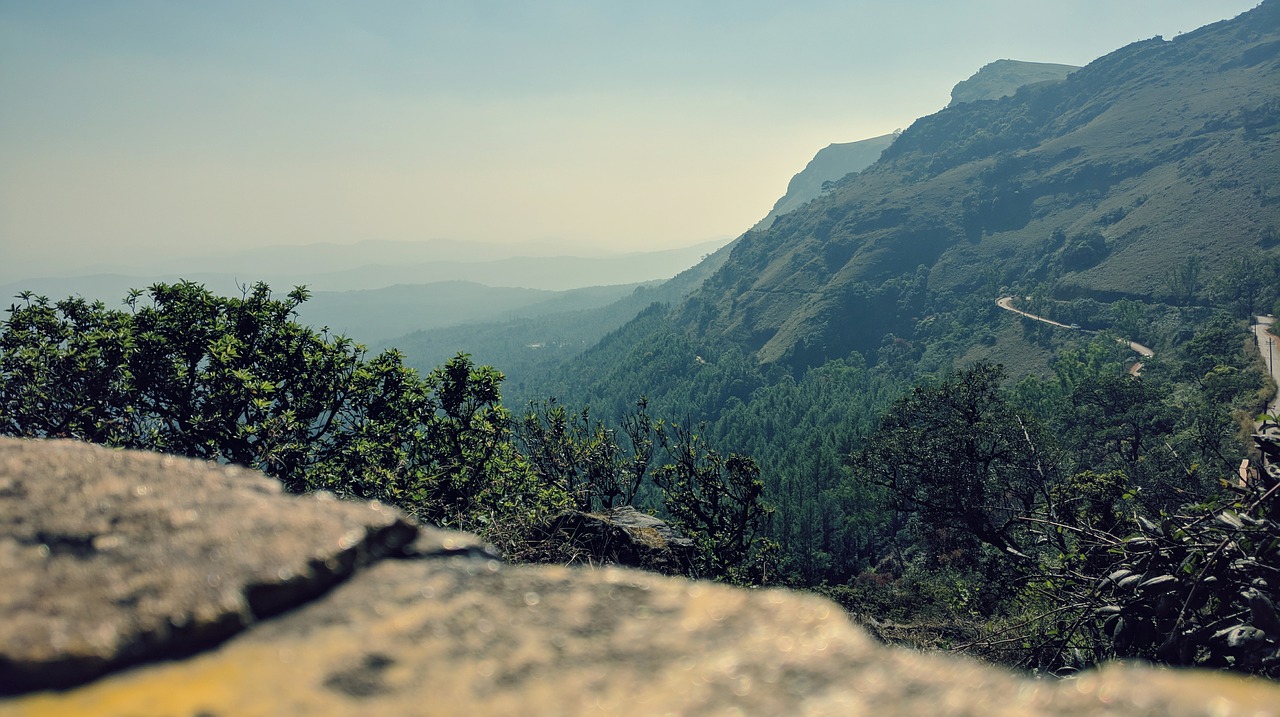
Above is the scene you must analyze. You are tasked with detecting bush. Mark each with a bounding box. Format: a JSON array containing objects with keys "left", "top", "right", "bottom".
[{"left": 0, "top": 282, "right": 568, "bottom": 539}]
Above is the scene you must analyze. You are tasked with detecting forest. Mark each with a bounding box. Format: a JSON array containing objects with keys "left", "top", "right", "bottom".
[{"left": 1, "top": 270, "right": 1278, "bottom": 677}]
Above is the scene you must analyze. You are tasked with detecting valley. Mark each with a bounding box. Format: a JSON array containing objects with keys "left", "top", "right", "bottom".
[{"left": 2, "top": 0, "right": 1279, "bottom": 686}]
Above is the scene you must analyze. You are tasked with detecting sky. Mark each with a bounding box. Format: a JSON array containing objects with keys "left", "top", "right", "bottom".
[{"left": 0, "top": 1, "right": 1263, "bottom": 277}]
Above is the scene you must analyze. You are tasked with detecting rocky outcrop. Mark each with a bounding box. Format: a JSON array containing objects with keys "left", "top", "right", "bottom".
[
  {"left": 536, "top": 505, "right": 695, "bottom": 574},
  {"left": 0, "top": 438, "right": 488, "bottom": 693},
  {"left": 4, "top": 437, "right": 1280, "bottom": 716},
  {"left": 752, "top": 134, "right": 897, "bottom": 232},
  {"left": 946, "top": 59, "right": 1078, "bottom": 107}
]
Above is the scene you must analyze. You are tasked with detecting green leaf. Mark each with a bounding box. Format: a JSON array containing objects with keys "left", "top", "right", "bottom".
[
  {"left": 1106, "top": 568, "right": 1134, "bottom": 585},
  {"left": 1137, "top": 575, "right": 1178, "bottom": 593}
]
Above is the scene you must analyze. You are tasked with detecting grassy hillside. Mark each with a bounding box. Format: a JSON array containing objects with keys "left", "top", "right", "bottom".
[{"left": 678, "top": 2, "right": 1279, "bottom": 369}]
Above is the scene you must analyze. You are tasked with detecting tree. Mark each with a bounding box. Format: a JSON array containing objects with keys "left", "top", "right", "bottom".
[
  {"left": 1103, "top": 482, "right": 1280, "bottom": 676},
  {"left": 1208, "top": 251, "right": 1276, "bottom": 319},
  {"left": 1066, "top": 374, "right": 1172, "bottom": 467},
  {"left": 652, "top": 420, "right": 775, "bottom": 581},
  {"left": 517, "top": 397, "right": 653, "bottom": 512},
  {"left": 851, "top": 362, "right": 1056, "bottom": 557},
  {"left": 1, "top": 282, "right": 364, "bottom": 471},
  {"left": 1109, "top": 299, "right": 1147, "bottom": 343},
  {"left": 0, "top": 292, "right": 138, "bottom": 444},
  {"left": 1163, "top": 256, "right": 1203, "bottom": 305},
  {"left": 0, "top": 282, "right": 570, "bottom": 541}
]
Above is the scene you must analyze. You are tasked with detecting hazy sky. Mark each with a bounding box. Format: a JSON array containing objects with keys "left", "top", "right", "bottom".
[{"left": 0, "top": 1, "right": 1261, "bottom": 275}]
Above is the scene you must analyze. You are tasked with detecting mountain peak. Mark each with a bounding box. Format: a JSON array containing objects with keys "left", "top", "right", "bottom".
[
  {"left": 755, "top": 60, "right": 1082, "bottom": 234},
  {"left": 947, "top": 59, "right": 1079, "bottom": 108},
  {"left": 679, "top": 4, "right": 1279, "bottom": 369}
]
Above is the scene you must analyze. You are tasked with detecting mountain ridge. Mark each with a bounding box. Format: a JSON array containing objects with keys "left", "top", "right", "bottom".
[
  {"left": 675, "top": 1, "right": 1279, "bottom": 368},
  {"left": 946, "top": 59, "right": 1079, "bottom": 108},
  {"left": 751, "top": 134, "right": 897, "bottom": 232},
  {"left": 751, "top": 61, "right": 1080, "bottom": 236}
]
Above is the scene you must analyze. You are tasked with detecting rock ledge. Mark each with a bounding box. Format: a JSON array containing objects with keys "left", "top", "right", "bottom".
[{"left": 3, "top": 438, "right": 1279, "bottom": 716}]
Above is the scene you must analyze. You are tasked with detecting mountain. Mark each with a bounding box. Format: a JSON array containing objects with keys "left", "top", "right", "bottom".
[
  {"left": 752, "top": 135, "right": 898, "bottom": 232},
  {"left": 0, "top": 240, "right": 725, "bottom": 300},
  {"left": 527, "top": 8, "right": 1280, "bottom": 593},
  {"left": 119, "top": 238, "right": 594, "bottom": 278},
  {"left": 248, "top": 241, "right": 726, "bottom": 293},
  {"left": 0, "top": 237, "right": 669, "bottom": 286},
  {"left": 946, "top": 59, "right": 1079, "bottom": 108},
  {"left": 366, "top": 60, "right": 1088, "bottom": 384},
  {"left": 671, "top": 2, "right": 1279, "bottom": 368},
  {"left": 292, "top": 281, "right": 647, "bottom": 346},
  {"left": 753, "top": 61, "right": 1080, "bottom": 235},
  {"left": 381, "top": 238, "right": 737, "bottom": 402}
]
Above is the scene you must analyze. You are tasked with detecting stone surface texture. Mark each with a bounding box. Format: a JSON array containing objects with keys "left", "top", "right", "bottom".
[
  {"left": 0, "top": 437, "right": 421, "bottom": 691},
  {"left": 3, "top": 437, "right": 1280, "bottom": 716}
]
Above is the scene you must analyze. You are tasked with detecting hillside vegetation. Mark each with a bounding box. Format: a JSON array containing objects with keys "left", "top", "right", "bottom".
[
  {"left": 524, "top": 1, "right": 1280, "bottom": 675},
  {"left": 675, "top": 3, "right": 1279, "bottom": 368},
  {"left": 4, "top": 2, "right": 1280, "bottom": 682}
]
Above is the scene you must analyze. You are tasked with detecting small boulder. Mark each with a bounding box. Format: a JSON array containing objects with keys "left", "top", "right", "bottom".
[{"left": 533, "top": 506, "right": 695, "bottom": 574}]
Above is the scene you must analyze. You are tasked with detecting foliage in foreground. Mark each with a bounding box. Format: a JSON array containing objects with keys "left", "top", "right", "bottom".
[
  {"left": 844, "top": 341, "right": 1279, "bottom": 677},
  {"left": 4, "top": 280, "right": 1276, "bottom": 675},
  {"left": 0, "top": 283, "right": 773, "bottom": 580},
  {"left": 0, "top": 282, "right": 538, "bottom": 528}
]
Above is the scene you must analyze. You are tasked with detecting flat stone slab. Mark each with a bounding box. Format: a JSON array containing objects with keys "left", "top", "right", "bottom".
[
  {"left": 0, "top": 438, "right": 426, "bottom": 692},
  {"left": 5, "top": 438, "right": 1280, "bottom": 716},
  {"left": 10, "top": 556, "right": 1280, "bottom": 717}
]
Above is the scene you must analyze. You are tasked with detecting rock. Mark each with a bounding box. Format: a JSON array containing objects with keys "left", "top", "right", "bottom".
[
  {"left": 5, "top": 437, "right": 1280, "bottom": 716},
  {"left": 11, "top": 557, "right": 1280, "bottom": 717},
  {"left": 536, "top": 506, "right": 695, "bottom": 574},
  {"left": 0, "top": 438, "right": 431, "bottom": 693}
]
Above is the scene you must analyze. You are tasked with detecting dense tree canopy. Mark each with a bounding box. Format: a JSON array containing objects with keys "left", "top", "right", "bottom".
[
  {"left": 0, "top": 282, "right": 556, "bottom": 534},
  {"left": 852, "top": 362, "right": 1055, "bottom": 557},
  {"left": 0, "top": 282, "right": 776, "bottom": 579}
]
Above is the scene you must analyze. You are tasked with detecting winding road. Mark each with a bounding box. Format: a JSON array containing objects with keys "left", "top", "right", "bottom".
[
  {"left": 995, "top": 296, "right": 1153, "bottom": 373},
  {"left": 997, "top": 298, "right": 1280, "bottom": 417},
  {"left": 1252, "top": 315, "right": 1280, "bottom": 418}
]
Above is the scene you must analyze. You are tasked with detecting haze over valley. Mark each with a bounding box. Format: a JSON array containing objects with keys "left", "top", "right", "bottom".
[{"left": 4, "top": 1, "right": 1280, "bottom": 696}]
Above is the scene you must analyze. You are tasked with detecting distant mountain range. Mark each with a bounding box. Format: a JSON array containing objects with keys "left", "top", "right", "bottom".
[
  {"left": 382, "top": 239, "right": 737, "bottom": 399},
  {"left": 0, "top": 239, "right": 726, "bottom": 298},
  {"left": 0, "top": 239, "right": 729, "bottom": 347},
  {"left": 293, "top": 281, "right": 648, "bottom": 345},
  {"left": 0, "top": 237, "right": 690, "bottom": 286}
]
